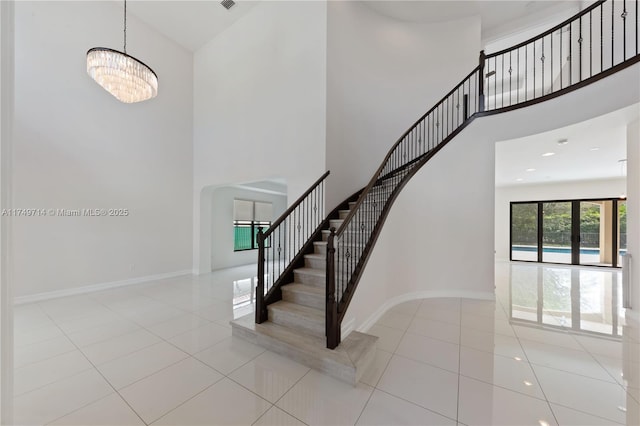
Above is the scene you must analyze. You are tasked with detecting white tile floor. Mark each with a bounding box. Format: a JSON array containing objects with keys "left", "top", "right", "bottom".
[{"left": 10, "top": 262, "right": 640, "bottom": 425}]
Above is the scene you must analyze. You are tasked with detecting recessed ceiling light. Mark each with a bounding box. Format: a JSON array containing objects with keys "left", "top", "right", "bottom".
[
  {"left": 526, "top": 168, "right": 536, "bottom": 172},
  {"left": 514, "top": 357, "right": 522, "bottom": 361},
  {"left": 516, "top": 178, "right": 524, "bottom": 182},
  {"left": 590, "top": 147, "right": 600, "bottom": 151},
  {"left": 539, "top": 421, "right": 550, "bottom": 426},
  {"left": 542, "top": 152, "right": 555, "bottom": 157},
  {"left": 523, "top": 380, "right": 533, "bottom": 386},
  {"left": 557, "top": 138, "right": 569, "bottom": 145}
]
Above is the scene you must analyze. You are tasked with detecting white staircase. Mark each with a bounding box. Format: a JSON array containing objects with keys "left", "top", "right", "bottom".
[{"left": 231, "top": 206, "right": 377, "bottom": 385}]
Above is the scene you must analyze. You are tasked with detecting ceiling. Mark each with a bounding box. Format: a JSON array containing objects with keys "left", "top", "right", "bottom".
[
  {"left": 363, "top": 1, "right": 580, "bottom": 37},
  {"left": 126, "top": 1, "right": 259, "bottom": 52},
  {"left": 495, "top": 104, "right": 639, "bottom": 187},
  {"left": 124, "top": 0, "right": 580, "bottom": 53}
]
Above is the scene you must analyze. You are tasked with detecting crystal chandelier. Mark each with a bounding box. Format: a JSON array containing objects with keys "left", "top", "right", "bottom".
[{"left": 86, "top": 0, "right": 158, "bottom": 103}]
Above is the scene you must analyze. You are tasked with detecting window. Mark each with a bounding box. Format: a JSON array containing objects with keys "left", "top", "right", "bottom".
[{"left": 233, "top": 199, "right": 273, "bottom": 251}]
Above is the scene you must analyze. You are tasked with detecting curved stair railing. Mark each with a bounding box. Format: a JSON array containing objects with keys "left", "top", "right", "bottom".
[
  {"left": 325, "top": 0, "right": 640, "bottom": 348},
  {"left": 252, "top": 0, "right": 639, "bottom": 349}
]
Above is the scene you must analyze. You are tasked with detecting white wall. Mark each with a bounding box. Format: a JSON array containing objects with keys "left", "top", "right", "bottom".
[
  {"left": 13, "top": 1, "right": 193, "bottom": 298},
  {"left": 495, "top": 178, "right": 627, "bottom": 260},
  {"left": 345, "top": 116, "right": 498, "bottom": 335},
  {"left": 627, "top": 119, "right": 640, "bottom": 313},
  {"left": 346, "top": 62, "right": 640, "bottom": 334},
  {"left": 0, "top": 1, "right": 14, "bottom": 421},
  {"left": 193, "top": 1, "right": 328, "bottom": 274},
  {"left": 211, "top": 186, "right": 286, "bottom": 270},
  {"left": 325, "top": 2, "right": 481, "bottom": 208}
]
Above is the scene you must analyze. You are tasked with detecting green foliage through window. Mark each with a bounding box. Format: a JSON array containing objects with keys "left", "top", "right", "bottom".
[{"left": 234, "top": 221, "right": 270, "bottom": 251}]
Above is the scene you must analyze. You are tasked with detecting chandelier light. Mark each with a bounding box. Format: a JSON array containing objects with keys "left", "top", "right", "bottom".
[{"left": 86, "top": 0, "right": 158, "bottom": 103}]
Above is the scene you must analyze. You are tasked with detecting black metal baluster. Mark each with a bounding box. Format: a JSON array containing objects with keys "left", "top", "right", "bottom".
[
  {"left": 579, "top": 15, "right": 583, "bottom": 81},
  {"left": 478, "top": 51, "right": 485, "bottom": 112},
  {"left": 517, "top": 48, "right": 520, "bottom": 103},
  {"left": 636, "top": 0, "right": 638, "bottom": 55},
  {"left": 444, "top": 99, "right": 447, "bottom": 139},
  {"left": 612, "top": 0, "right": 615, "bottom": 66},
  {"left": 560, "top": 24, "right": 564, "bottom": 88},
  {"left": 533, "top": 40, "right": 536, "bottom": 97},
  {"left": 549, "top": 31, "right": 562, "bottom": 93},
  {"left": 525, "top": 44, "right": 528, "bottom": 101},
  {"left": 494, "top": 56, "right": 497, "bottom": 109},
  {"left": 501, "top": 54, "right": 504, "bottom": 107},
  {"left": 256, "top": 230, "right": 264, "bottom": 323},
  {"left": 422, "top": 119, "right": 427, "bottom": 154},
  {"left": 326, "top": 229, "right": 337, "bottom": 349},
  {"left": 590, "top": 11, "right": 593, "bottom": 77},
  {"left": 623, "top": 0, "right": 627, "bottom": 60},
  {"left": 541, "top": 37, "right": 545, "bottom": 96},
  {"left": 569, "top": 23, "right": 573, "bottom": 84},
  {"left": 265, "top": 235, "right": 269, "bottom": 295},
  {"left": 601, "top": 4, "right": 604, "bottom": 71}
]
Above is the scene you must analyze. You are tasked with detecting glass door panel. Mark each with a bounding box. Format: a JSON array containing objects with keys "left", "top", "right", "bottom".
[
  {"left": 542, "top": 202, "right": 572, "bottom": 264},
  {"left": 579, "top": 201, "right": 612, "bottom": 267},
  {"left": 511, "top": 203, "right": 538, "bottom": 261}
]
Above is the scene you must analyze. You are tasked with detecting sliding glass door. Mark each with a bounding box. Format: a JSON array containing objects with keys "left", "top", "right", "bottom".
[
  {"left": 511, "top": 203, "right": 538, "bottom": 262},
  {"left": 579, "top": 201, "right": 614, "bottom": 267},
  {"left": 510, "top": 198, "right": 625, "bottom": 267},
  {"left": 542, "top": 202, "right": 572, "bottom": 264}
]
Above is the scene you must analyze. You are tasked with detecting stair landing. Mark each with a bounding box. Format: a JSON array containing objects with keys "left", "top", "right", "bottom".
[{"left": 231, "top": 314, "right": 377, "bottom": 385}]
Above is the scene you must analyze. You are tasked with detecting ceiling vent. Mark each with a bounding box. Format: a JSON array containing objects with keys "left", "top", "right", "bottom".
[{"left": 221, "top": 0, "right": 235, "bottom": 10}]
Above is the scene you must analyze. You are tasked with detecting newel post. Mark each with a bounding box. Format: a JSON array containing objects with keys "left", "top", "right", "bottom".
[
  {"left": 255, "top": 228, "right": 267, "bottom": 323},
  {"left": 478, "top": 50, "right": 486, "bottom": 113},
  {"left": 326, "top": 227, "right": 339, "bottom": 349}
]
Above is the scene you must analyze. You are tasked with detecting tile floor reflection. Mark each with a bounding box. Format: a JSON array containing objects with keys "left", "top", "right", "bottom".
[{"left": 10, "top": 262, "right": 640, "bottom": 425}]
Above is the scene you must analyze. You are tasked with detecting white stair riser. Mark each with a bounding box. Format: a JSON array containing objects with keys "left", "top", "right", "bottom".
[
  {"left": 281, "top": 288, "right": 324, "bottom": 310},
  {"left": 294, "top": 270, "right": 325, "bottom": 287},
  {"left": 305, "top": 256, "right": 325, "bottom": 269},
  {"left": 313, "top": 242, "right": 327, "bottom": 255},
  {"left": 267, "top": 306, "right": 324, "bottom": 337}
]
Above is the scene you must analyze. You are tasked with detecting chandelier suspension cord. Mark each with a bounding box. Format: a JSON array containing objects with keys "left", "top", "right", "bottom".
[{"left": 123, "top": 0, "right": 127, "bottom": 53}]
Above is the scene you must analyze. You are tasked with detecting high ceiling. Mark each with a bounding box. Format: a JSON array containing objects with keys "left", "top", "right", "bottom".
[
  {"left": 126, "top": 1, "right": 259, "bottom": 52},
  {"left": 495, "top": 104, "right": 639, "bottom": 187},
  {"left": 362, "top": 1, "right": 580, "bottom": 39},
  {"left": 124, "top": 0, "right": 581, "bottom": 52}
]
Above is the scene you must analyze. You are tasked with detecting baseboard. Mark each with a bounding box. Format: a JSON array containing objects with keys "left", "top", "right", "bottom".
[
  {"left": 356, "top": 290, "right": 496, "bottom": 333},
  {"left": 341, "top": 317, "right": 356, "bottom": 339},
  {"left": 13, "top": 270, "right": 193, "bottom": 305}
]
